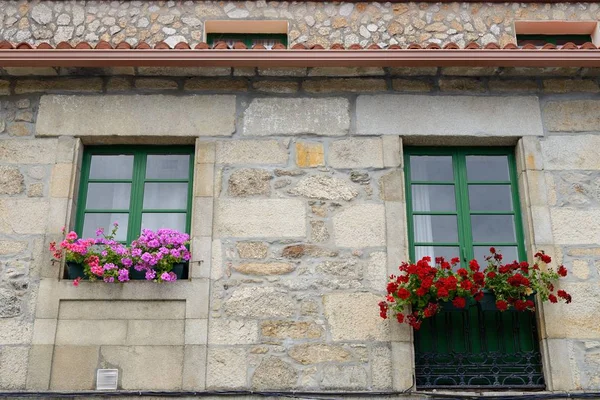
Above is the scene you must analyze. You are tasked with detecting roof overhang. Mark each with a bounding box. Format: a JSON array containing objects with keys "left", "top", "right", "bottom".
[{"left": 1, "top": 49, "right": 600, "bottom": 68}]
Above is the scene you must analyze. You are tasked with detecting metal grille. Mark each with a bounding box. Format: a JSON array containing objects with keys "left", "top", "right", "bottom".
[{"left": 414, "top": 301, "right": 545, "bottom": 390}]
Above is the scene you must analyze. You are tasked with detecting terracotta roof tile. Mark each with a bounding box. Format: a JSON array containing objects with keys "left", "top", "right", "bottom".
[{"left": 0, "top": 40, "right": 598, "bottom": 52}]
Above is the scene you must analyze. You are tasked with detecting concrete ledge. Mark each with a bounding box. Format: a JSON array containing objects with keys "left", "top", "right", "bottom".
[
  {"left": 356, "top": 95, "right": 544, "bottom": 137},
  {"left": 36, "top": 95, "right": 237, "bottom": 137}
]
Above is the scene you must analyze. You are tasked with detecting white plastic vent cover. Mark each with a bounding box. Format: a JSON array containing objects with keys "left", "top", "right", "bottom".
[{"left": 96, "top": 369, "right": 118, "bottom": 390}]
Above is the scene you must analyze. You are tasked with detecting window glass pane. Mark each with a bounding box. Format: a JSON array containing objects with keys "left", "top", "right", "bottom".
[
  {"left": 468, "top": 185, "right": 513, "bottom": 211},
  {"left": 86, "top": 183, "right": 131, "bottom": 210},
  {"left": 146, "top": 155, "right": 190, "bottom": 179},
  {"left": 415, "top": 246, "right": 460, "bottom": 263},
  {"left": 466, "top": 156, "right": 509, "bottom": 181},
  {"left": 143, "top": 183, "right": 188, "bottom": 210},
  {"left": 410, "top": 156, "right": 454, "bottom": 182},
  {"left": 412, "top": 185, "right": 456, "bottom": 212},
  {"left": 473, "top": 246, "right": 519, "bottom": 264},
  {"left": 89, "top": 155, "right": 133, "bottom": 179},
  {"left": 471, "top": 215, "right": 516, "bottom": 243},
  {"left": 82, "top": 213, "right": 128, "bottom": 241},
  {"left": 414, "top": 215, "right": 458, "bottom": 243},
  {"left": 141, "top": 213, "right": 186, "bottom": 232}
]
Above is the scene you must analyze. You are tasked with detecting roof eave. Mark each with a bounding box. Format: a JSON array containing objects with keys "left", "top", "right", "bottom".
[{"left": 1, "top": 49, "right": 600, "bottom": 68}]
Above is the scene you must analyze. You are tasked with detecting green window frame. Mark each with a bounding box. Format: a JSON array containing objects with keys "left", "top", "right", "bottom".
[
  {"left": 75, "top": 146, "right": 194, "bottom": 244},
  {"left": 404, "top": 147, "right": 526, "bottom": 266},
  {"left": 206, "top": 33, "right": 288, "bottom": 48}
]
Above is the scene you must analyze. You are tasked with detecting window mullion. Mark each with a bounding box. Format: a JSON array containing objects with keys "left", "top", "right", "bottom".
[
  {"left": 404, "top": 151, "right": 416, "bottom": 263},
  {"left": 454, "top": 150, "right": 474, "bottom": 264},
  {"left": 185, "top": 151, "right": 195, "bottom": 235},
  {"left": 508, "top": 152, "right": 527, "bottom": 262},
  {"left": 128, "top": 150, "right": 146, "bottom": 244},
  {"left": 75, "top": 151, "right": 92, "bottom": 236}
]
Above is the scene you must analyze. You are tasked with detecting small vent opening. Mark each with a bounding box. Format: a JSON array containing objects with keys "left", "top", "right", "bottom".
[{"left": 96, "top": 369, "right": 118, "bottom": 390}]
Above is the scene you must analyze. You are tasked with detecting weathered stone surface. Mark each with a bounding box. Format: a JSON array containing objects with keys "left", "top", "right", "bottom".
[
  {"left": 7, "top": 122, "right": 33, "bottom": 137},
  {"left": 356, "top": 95, "right": 543, "bottom": 136},
  {"left": 228, "top": 169, "right": 272, "bottom": 197},
  {"left": 439, "top": 77, "right": 485, "bottom": 92},
  {"left": 321, "top": 365, "right": 368, "bottom": 389},
  {"left": 258, "top": 68, "right": 306, "bottom": 77},
  {"left": 316, "top": 258, "right": 359, "bottom": 277},
  {"left": 389, "top": 67, "right": 438, "bottom": 76},
  {"left": 37, "top": 95, "right": 236, "bottom": 137},
  {"left": 544, "top": 101, "right": 600, "bottom": 132},
  {"left": 0, "top": 288, "right": 21, "bottom": 318},
  {"left": 209, "top": 320, "right": 259, "bottom": 345},
  {"left": 0, "top": 80, "right": 9, "bottom": 96},
  {"left": 236, "top": 242, "right": 268, "bottom": 259},
  {"left": 308, "top": 67, "right": 384, "bottom": 76},
  {"left": 252, "top": 357, "right": 298, "bottom": 390},
  {"left": 323, "top": 292, "right": 388, "bottom": 341},
  {"left": 215, "top": 199, "right": 306, "bottom": 238},
  {"left": 216, "top": 140, "right": 289, "bottom": 165},
  {"left": 541, "top": 136, "right": 600, "bottom": 170},
  {"left": 185, "top": 78, "right": 248, "bottom": 92},
  {"left": 543, "top": 79, "right": 599, "bottom": 94},
  {"left": 371, "top": 345, "right": 393, "bottom": 389},
  {"left": 59, "top": 300, "right": 185, "bottom": 320},
  {"left": 379, "top": 171, "right": 404, "bottom": 201},
  {"left": 329, "top": 138, "right": 384, "bottom": 169},
  {"left": 365, "top": 251, "right": 387, "bottom": 291},
  {"left": 243, "top": 98, "right": 350, "bottom": 136},
  {"left": 282, "top": 244, "right": 338, "bottom": 258},
  {"left": 50, "top": 346, "right": 98, "bottom": 390},
  {"left": 547, "top": 171, "right": 600, "bottom": 207},
  {"left": 289, "top": 175, "right": 358, "bottom": 201},
  {"left": 332, "top": 204, "right": 386, "bottom": 248},
  {"left": 0, "top": 139, "right": 57, "bottom": 164},
  {"left": 392, "top": 79, "right": 434, "bottom": 92},
  {"left": 206, "top": 348, "right": 247, "bottom": 389},
  {"left": 0, "top": 199, "right": 49, "bottom": 234},
  {"left": 489, "top": 80, "right": 539, "bottom": 92},
  {"left": 234, "top": 262, "right": 295, "bottom": 275},
  {"left": 310, "top": 221, "right": 329, "bottom": 243},
  {"left": 0, "top": 240, "right": 28, "bottom": 255},
  {"left": 224, "top": 287, "right": 295, "bottom": 318},
  {"left": 289, "top": 344, "right": 351, "bottom": 364},
  {"left": 0, "top": 166, "right": 25, "bottom": 195},
  {"left": 15, "top": 79, "right": 103, "bottom": 94},
  {"left": 253, "top": 81, "right": 298, "bottom": 94},
  {"left": 296, "top": 141, "right": 324, "bottom": 168},
  {"left": 261, "top": 321, "right": 322, "bottom": 339},
  {"left": 303, "top": 78, "right": 386, "bottom": 93},
  {"left": 552, "top": 209, "right": 600, "bottom": 245},
  {"left": 0, "top": 346, "right": 28, "bottom": 389},
  {"left": 100, "top": 346, "right": 184, "bottom": 390},
  {"left": 134, "top": 78, "right": 178, "bottom": 90}
]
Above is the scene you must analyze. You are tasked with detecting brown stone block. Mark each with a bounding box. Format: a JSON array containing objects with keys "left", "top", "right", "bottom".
[
  {"left": 253, "top": 80, "right": 298, "bottom": 94},
  {"left": 439, "top": 77, "right": 485, "bottom": 93},
  {"left": 15, "top": 78, "right": 103, "bottom": 94},
  {"left": 185, "top": 78, "right": 248, "bottom": 92},
  {"left": 303, "top": 78, "right": 387, "bottom": 93},
  {"left": 392, "top": 78, "right": 433, "bottom": 92},
  {"left": 295, "top": 141, "right": 324, "bottom": 168}
]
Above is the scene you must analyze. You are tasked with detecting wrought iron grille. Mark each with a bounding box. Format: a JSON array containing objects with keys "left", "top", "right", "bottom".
[{"left": 414, "top": 302, "right": 545, "bottom": 389}]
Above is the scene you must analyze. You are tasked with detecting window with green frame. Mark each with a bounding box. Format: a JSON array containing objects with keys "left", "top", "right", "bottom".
[
  {"left": 516, "top": 34, "right": 592, "bottom": 48},
  {"left": 404, "top": 148, "right": 544, "bottom": 389},
  {"left": 206, "top": 33, "right": 288, "bottom": 49},
  {"left": 75, "top": 146, "right": 194, "bottom": 245}
]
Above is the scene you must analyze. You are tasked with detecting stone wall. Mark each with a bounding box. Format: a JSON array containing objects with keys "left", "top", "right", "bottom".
[
  {"left": 1, "top": 1, "right": 600, "bottom": 49},
  {"left": 0, "top": 69, "right": 599, "bottom": 393}
]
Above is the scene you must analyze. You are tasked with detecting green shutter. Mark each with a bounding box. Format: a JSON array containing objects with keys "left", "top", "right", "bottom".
[{"left": 404, "top": 147, "right": 544, "bottom": 389}]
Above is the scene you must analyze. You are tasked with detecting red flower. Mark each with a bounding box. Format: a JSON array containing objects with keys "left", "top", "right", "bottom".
[
  {"left": 421, "top": 278, "right": 433, "bottom": 290},
  {"left": 452, "top": 297, "right": 466, "bottom": 309},
  {"left": 525, "top": 300, "right": 535, "bottom": 310},
  {"left": 494, "top": 253, "right": 503, "bottom": 261},
  {"left": 474, "top": 291, "right": 484, "bottom": 301},
  {"left": 486, "top": 271, "right": 497, "bottom": 279},
  {"left": 396, "top": 313, "right": 404, "bottom": 323},
  {"left": 440, "top": 261, "right": 451, "bottom": 270},
  {"left": 397, "top": 288, "right": 410, "bottom": 300},
  {"left": 549, "top": 294, "right": 558, "bottom": 303},
  {"left": 496, "top": 300, "right": 508, "bottom": 311},
  {"left": 386, "top": 282, "right": 398, "bottom": 294},
  {"left": 457, "top": 268, "right": 468, "bottom": 277},
  {"left": 473, "top": 272, "right": 485, "bottom": 285},
  {"left": 416, "top": 287, "right": 428, "bottom": 297},
  {"left": 378, "top": 301, "right": 388, "bottom": 319},
  {"left": 557, "top": 290, "right": 572, "bottom": 304},
  {"left": 490, "top": 247, "right": 496, "bottom": 254},
  {"left": 520, "top": 261, "right": 530, "bottom": 273},
  {"left": 499, "top": 265, "right": 511, "bottom": 274},
  {"left": 514, "top": 300, "right": 527, "bottom": 311},
  {"left": 445, "top": 276, "right": 458, "bottom": 290},
  {"left": 437, "top": 287, "right": 449, "bottom": 298},
  {"left": 450, "top": 257, "right": 460, "bottom": 265},
  {"left": 460, "top": 280, "right": 472, "bottom": 290},
  {"left": 469, "top": 259, "right": 480, "bottom": 272},
  {"left": 423, "top": 303, "right": 438, "bottom": 318},
  {"left": 558, "top": 265, "right": 568, "bottom": 277}
]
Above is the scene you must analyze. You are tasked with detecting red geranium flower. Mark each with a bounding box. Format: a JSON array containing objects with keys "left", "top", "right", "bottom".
[
  {"left": 452, "top": 297, "right": 466, "bottom": 309},
  {"left": 474, "top": 291, "right": 484, "bottom": 301},
  {"left": 387, "top": 282, "right": 398, "bottom": 294},
  {"left": 486, "top": 271, "right": 497, "bottom": 279},
  {"left": 473, "top": 272, "right": 485, "bottom": 284},
  {"left": 558, "top": 265, "right": 567, "bottom": 277},
  {"left": 396, "top": 313, "right": 404, "bottom": 323},
  {"left": 549, "top": 294, "right": 558, "bottom": 303},
  {"left": 437, "top": 287, "right": 449, "bottom": 298},
  {"left": 397, "top": 287, "right": 410, "bottom": 300},
  {"left": 457, "top": 268, "right": 468, "bottom": 277},
  {"left": 469, "top": 260, "right": 480, "bottom": 272},
  {"left": 496, "top": 300, "right": 508, "bottom": 311},
  {"left": 416, "top": 287, "right": 428, "bottom": 297}
]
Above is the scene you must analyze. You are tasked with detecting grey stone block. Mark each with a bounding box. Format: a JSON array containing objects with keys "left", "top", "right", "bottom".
[
  {"left": 36, "top": 95, "right": 236, "bottom": 137},
  {"left": 356, "top": 95, "right": 543, "bottom": 137}
]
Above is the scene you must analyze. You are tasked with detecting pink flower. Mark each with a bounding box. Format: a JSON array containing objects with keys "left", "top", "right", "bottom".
[{"left": 66, "top": 231, "right": 78, "bottom": 241}]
